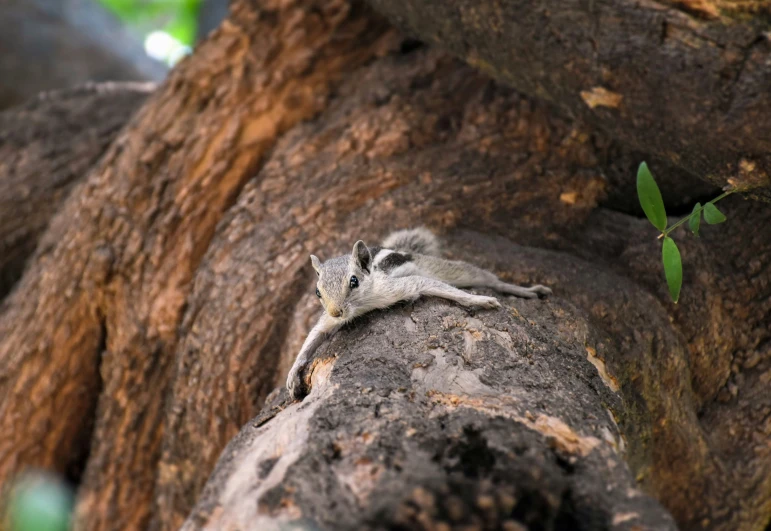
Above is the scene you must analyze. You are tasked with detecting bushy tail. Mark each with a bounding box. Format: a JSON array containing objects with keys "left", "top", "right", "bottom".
[{"left": 382, "top": 227, "right": 440, "bottom": 256}]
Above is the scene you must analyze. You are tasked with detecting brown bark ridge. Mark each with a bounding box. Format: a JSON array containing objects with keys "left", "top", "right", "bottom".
[
  {"left": 0, "top": 82, "right": 152, "bottom": 299},
  {"left": 183, "top": 276, "right": 677, "bottom": 531},
  {"left": 0, "top": 1, "right": 397, "bottom": 529},
  {"left": 363, "top": 0, "right": 771, "bottom": 201},
  {"left": 0, "top": 0, "right": 166, "bottom": 110}
]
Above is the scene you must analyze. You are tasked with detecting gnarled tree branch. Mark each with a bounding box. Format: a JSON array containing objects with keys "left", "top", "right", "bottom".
[{"left": 364, "top": 0, "right": 771, "bottom": 200}]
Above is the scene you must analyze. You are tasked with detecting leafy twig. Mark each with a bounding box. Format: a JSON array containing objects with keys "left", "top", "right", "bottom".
[{"left": 636, "top": 162, "right": 732, "bottom": 303}]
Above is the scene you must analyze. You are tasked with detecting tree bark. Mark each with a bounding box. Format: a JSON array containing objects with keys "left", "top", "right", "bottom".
[
  {"left": 0, "top": 82, "right": 152, "bottom": 298},
  {"left": 0, "top": 0, "right": 166, "bottom": 110},
  {"left": 153, "top": 46, "right": 613, "bottom": 531},
  {"left": 0, "top": 1, "right": 397, "bottom": 529},
  {"left": 183, "top": 272, "right": 677, "bottom": 530},
  {"left": 363, "top": 0, "right": 771, "bottom": 201},
  {"left": 1, "top": 0, "right": 770, "bottom": 530}
]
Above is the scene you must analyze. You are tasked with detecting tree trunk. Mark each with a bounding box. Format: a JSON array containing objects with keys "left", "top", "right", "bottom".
[
  {"left": 0, "top": 82, "right": 152, "bottom": 298},
  {"left": 0, "top": 1, "right": 397, "bottom": 528},
  {"left": 182, "top": 264, "right": 677, "bottom": 531},
  {"left": 363, "top": 0, "right": 771, "bottom": 201},
  {"left": 1, "top": 1, "right": 770, "bottom": 530}
]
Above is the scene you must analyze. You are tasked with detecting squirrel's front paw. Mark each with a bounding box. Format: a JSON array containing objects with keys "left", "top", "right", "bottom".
[
  {"left": 469, "top": 295, "right": 502, "bottom": 309},
  {"left": 286, "top": 363, "right": 308, "bottom": 400}
]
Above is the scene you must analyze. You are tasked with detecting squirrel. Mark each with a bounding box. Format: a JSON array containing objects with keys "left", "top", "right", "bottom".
[{"left": 286, "top": 228, "right": 552, "bottom": 399}]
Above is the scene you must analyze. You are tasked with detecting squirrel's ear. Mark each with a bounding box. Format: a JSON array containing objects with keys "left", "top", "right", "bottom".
[
  {"left": 310, "top": 255, "right": 322, "bottom": 275},
  {"left": 352, "top": 240, "right": 372, "bottom": 273}
]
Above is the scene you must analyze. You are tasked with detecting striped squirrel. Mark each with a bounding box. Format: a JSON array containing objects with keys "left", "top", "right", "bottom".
[{"left": 286, "top": 228, "right": 551, "bottom": 399}]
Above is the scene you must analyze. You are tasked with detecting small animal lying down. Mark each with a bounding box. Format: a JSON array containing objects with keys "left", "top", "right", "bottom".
[{"left": 286, "top": 228, "right": 551, "bottom": 399}]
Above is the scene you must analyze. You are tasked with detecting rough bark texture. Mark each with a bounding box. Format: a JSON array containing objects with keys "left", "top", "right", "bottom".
[
  {"left": 562, "top": 199, "right": 771, "bottom": 531},
  {"left": 0, "top": 1, "right": 397, "bottom": 529},
  {"left": 155, "top": 48, "right": 610, "bottom": 531},
  {"left": 0, "top": 82, "right": 152, "bottom": 298},
  {"left": 364, "top": 0, "right": 771, "bottom": 201},
  {"left": 0, "top": 0, "right": 166, "bottom": 110},
  {"left": 158, "top": 43, "right": 770, "bottom": 530},
  {"left": 183, "top": 276, "right": 677, "bottom": 530},
  {"left": 0, "top": 0, "right": 770, "bottom": 530}
]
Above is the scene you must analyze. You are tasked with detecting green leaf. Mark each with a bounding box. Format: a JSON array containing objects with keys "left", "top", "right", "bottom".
[
  {"left": 689, "top": 202, "right": 701, "bottom": 236},
  {"left": 662, "top": 237, "right": 683, "bottom": 303},
  {"left": 636, "top": 162, "right": 667, "bottom": 231},
  {"left": 703, "top": 202, "right": 727, "bottom": 224}
]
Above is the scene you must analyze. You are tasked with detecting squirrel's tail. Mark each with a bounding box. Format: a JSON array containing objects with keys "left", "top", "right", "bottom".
[{"left": 382, "top": 227, "right": 440, "bottom": 256}]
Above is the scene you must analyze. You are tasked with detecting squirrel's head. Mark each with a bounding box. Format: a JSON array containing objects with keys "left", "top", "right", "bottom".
[{"left": 310, "top": 240, "right": 373, "bottom": 320}]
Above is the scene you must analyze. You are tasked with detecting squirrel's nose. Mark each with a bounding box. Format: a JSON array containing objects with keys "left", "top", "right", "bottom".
[{"left": 328, "top": 307, "right": 343, "bottom": 318}]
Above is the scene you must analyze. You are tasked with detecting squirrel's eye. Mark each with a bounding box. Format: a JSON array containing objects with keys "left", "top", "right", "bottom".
[
  {"left": 349, "top": 276, "right": 359, "bottom": 289},
  {"left": 315, "top": 288, "right": 321, "bottom": 298}
]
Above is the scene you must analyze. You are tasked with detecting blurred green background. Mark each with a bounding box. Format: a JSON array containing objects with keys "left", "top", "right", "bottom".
[
  {"left": 97, "top": 0, "right": 204, "bottom": 64},
  {"left": 7, "top": 472, "right": 74, "bottom": 531}
]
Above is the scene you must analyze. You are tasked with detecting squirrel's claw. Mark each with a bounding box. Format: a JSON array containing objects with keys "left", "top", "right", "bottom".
[
  {"left": 286, "top": 363, "right": 308, "bottom": 400},
  {"left": 530, "top": 285, "right": 552, "bottom": 297},
  {"left": 468, "top": 295, "right": 503, "bottom": 308}
]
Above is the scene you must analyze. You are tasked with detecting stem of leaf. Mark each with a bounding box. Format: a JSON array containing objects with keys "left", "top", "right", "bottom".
[{"left": 657, "top": 190, "right": 734, "bottom": 239}]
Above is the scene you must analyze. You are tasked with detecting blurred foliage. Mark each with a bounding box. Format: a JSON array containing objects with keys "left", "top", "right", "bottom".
[
  {"left": 7, "top": 472, "right": 73, "bottom": 531},
  {"left": 97, "top": 0, "right": 202, "bottom": 45}
]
